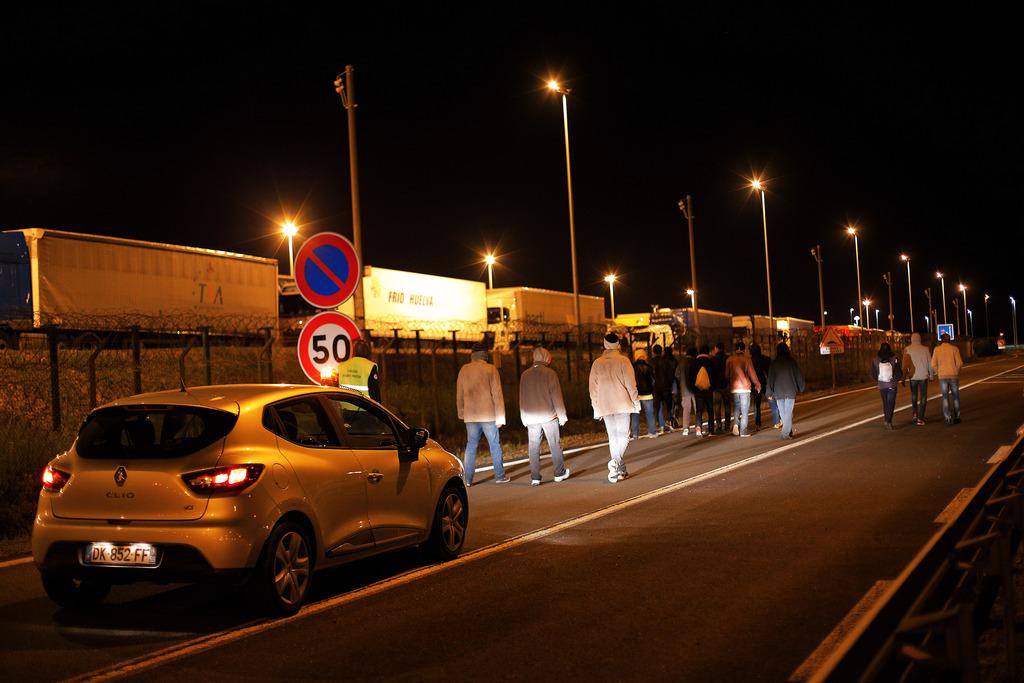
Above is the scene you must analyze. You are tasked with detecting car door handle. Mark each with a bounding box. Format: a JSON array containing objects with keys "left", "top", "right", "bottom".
[{"left": 366, "top": 471, "right": 383, "bottom": 483}]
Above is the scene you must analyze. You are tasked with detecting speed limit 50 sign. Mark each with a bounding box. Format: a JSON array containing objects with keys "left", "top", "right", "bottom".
[{"left": 296, "top": 311, "right": 362, "bottom": 385}]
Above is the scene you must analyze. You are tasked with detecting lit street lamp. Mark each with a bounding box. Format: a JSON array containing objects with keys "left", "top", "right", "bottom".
[
  {"left": 484, "top": 253, "right": 496, "bottom": 289},
  {"left": 936, "top": 272, "right": 947, "bottom": 324},
  {"left": 547, "top": 79, "right": 583, "bottom": 348},
  {"left": 875, "top": 309, "right": 880, "bottom": 328},
  {"left": 282, "top": 221, "right": 299, "bottom": 278},
  {"left": 863, "top": 299, "right": 872, "bottom": 329},
  {"left": 605, "top": 274, "right": 618, "bottom": 319},
  {"left": 900, "top": 254, "right": 913, "bottom": 333},
  {"left": 984, "top": 293, "right": 990, "bottom": 337},
  {"left": 958, "top": 283, "right": 968, "bottom": 336},
  {"left": 849, "top": 307, "right": 855, "bottom": 325},
  {"left": 847, "top": 227, "right": 864, "bottom": 328},
  {"left": 751, "top": 179, "right": 775, "bottom": 336},
  {"left": 967, "top": 309, "right": 974, "bottom": 338},
  {"left": 854, "top": 315, "right": 861, "bottom": 326},
  {"left": 1011, "top": 296, "right": 1018, "bottom": 347},
  {"left": 924, "top": 315, "right": 930, "bottom": 332}
]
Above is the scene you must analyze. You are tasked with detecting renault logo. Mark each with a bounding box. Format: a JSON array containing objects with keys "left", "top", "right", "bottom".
[{"left": 114, "top": 466, "right": 128, "bottom": 487}]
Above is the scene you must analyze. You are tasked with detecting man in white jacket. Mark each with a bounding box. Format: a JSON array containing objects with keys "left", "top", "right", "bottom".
[
  {"left": 589, "top": 333, "right": 640, "bottom": 483},
  {"left": 519, "top": 347, "right": 570, "bottom": 486},
  {"left": 457, "top": 342, "right": 508, "bottom": 485}
]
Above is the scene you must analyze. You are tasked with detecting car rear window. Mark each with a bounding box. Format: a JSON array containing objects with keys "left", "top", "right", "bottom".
[{"left": 77, "top": 405, "right": 238, "bottom": 459}]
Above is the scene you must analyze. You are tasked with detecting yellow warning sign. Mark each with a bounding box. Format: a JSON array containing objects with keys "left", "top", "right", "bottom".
[{"left": 819, "top": 326, "right": 845, "bottom": 355}]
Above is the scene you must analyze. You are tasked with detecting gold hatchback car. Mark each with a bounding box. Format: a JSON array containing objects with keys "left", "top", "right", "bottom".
[{"left": 32, "top": 384, "right": 468, "bottom": 614}]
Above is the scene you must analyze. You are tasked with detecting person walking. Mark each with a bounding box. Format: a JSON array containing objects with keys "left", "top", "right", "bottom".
[
  {"left": 519, "top": 347, "right": 570, "bottom": 486},
  {"left": 749, "top": 343, "right": 778, "bottom": 430},
  {"left": 631, "top": 348, "right": 658, "bottom": 439},
  {"left": 688, "top": 344, "right": 718, "bottom": 438},
  {"left": 725, "top": 341, "right": 761, "bottom": 437},
  {"left": 931, "top": 333, "right": 964, "bottom": 424},
  {"left": 902, "top": 332, "right": 934, "bottom": 425},
  {"left": 456, "top": 342, "right": 508, "bottom": 485},
  {"left": 871, "top": 342, "right": 903, "bottom": 430},
  {"left": 675, "top": 347, "right": 697, "bottom": 435},
  {"left": 337, "top": 340, "right": 381, "bottom": 402},
  {"left": 767, "top": 342, "right": 805, "bottom": 440},
  {"left": 589, "top": 333, "right": 640, "bottom": 483},
  {"left": 711, "top": 343, "right": 730, "bottom": 433},
  {"left": 651, "top": 344, "right": 677, "bottom": 434}
]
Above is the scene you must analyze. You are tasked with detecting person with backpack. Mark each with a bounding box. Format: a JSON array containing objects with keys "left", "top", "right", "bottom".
[
  {"left": 902, "top": 332, "right": 934, "bottom": 425},
  {"left": 631, "top": 348, "right": 658, "bottom": 439},
  {"left": 650, "top": 344, "right": 677, "bottom": 434},
  {"left": 871, "top": 341, "right": 903, "bottom": 430},
  {"left": 589, "top": 333, "right": 640, "bottom": 483},
  {"left": 749, "top": 343, "right": 778, "bottom": 430},
  {"left": 675, "top": 347, "right": 698, "bottom": 435},
  {"left": 711, "top": 343, "right": 731, "bottom": 433},
  {"left": 930, "top": 333, "right": 964, "bottom": 425},
  {"left": 688, "top": 344, "right": 718, "bottom": 437},
  {"left": 725, "top": 341, "right": 761, "bottom": 437},
  {"left": 766, "top": 342, "right": 805, "bottom": 440}
]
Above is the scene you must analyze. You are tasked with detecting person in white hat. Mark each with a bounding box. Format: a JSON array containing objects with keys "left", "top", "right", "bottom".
[
  {"left": 588, "top": 332, "right": 640, "bottom": 483},
  {"left": 519, "top": 347, "right": 570, "bottom": 486}
]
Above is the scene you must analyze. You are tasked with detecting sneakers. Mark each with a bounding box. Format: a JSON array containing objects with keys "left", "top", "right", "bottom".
[
  {"left": 554, "top": 468, "right": 571, "bottom": 483},
  {"left": 642, "top": 433, "right": 657, "bottom": 439},
  {"left": 694, "top": 427, "right": 703, "bottom": 437},
  {"left": 773, "top": 422, "right": 783, "bottom": 429},
  {"left": 884, "top": 422, "right": 893, "bottom": 431},
  {"left": 914, "top": 418, "right": 925, "bottom": 426},
  {"left": 494, "top": 476, "right": 511, "bottom": 484},
  {"left": 617, "top": 471, "right": 630, "bottom": 482},
  {"left": 531, "top": 479, "right": 541, "bottom": 486},
  {"left": 608, "top": 461, "right": 625, "bottom": 484},
  {"left": 740, "top": 433, "right": 751, "bottom": 438},
  {"left": 682, "top": 428, "right": 689, "bottom": 436},
  {"left": 732, "top": 424, "right": 740, "bottom": 436}
]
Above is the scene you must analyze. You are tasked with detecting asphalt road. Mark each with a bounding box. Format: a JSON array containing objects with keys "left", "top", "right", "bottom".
[{"left": 2, "top": 354, "right": 1023, "bottom": 682}]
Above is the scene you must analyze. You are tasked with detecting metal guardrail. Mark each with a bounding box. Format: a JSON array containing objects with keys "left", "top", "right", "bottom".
[{"left": 812, "top": 425, "right": 1024, "bottom": 682}]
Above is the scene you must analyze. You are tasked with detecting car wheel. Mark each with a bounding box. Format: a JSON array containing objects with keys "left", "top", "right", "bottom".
[
  {"left": 425, "top": 485, "right": 468, "bottom": 561},
  {"left": 252, "top": 522, "right": 312, "bottom": 616},
  {"left": 40, "top": 572, "right": 111, "bottom": 608}
]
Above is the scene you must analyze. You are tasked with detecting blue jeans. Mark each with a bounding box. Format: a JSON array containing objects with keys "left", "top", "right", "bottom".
[
  {"left": 939, "top": 379, "right": 961, "bottom": 420},
  {"left": 464, "top": 421, "right": 504, "bottom": 483},
  {"left": 630, "top": 399, "right": 657, "bottom": 437},
  {"left": 769, "top": 397, "right": 780, "bottom": 425},
  {"left": 527, "top": 420, "right": 566, "bottom": 481},
  {"left": 879, "top": 386, "right": 897, "bottom": 424},
  {"left": 909, "top": 379, "right": 929, "bottom": 419},
  {"left": 776, "top": 398, "right": 795, "bottom": 437},
  {"left": 732, "top": 392, "right": 752, "bottom": 435}
]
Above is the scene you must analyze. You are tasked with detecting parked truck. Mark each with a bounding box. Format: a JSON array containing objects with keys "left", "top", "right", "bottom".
[{"left": 0, "top": 229, "right": 279, "bottom": 347}]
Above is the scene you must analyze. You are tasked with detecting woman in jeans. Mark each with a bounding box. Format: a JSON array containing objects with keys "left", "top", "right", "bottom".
[{"left": 871, "top": 342, "right": 903, "bottom": 430}]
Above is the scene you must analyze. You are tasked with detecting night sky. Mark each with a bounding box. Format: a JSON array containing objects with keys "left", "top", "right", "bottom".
[{"left": 4, "top": 3, "right": 1022, "bottom": 334}]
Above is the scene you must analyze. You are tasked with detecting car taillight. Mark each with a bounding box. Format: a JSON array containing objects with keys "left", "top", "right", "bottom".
[
  {"left": 42, "top": 465, "right": 70, "bottom": 493},
  {"left": 183, "top": 464, "right": 264, "bottom": 494}
]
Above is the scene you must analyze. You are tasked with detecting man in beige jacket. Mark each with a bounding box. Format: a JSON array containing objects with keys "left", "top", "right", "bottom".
[
  {"left": 589, "top": 333, "right": 640, "bottom": 483},
  {"left": 930, "top": 333, "right": 964, "bottom": 424},
  {"left": 519, "top": 347, "right": 570, "bottom": 486},
  {"left": 457, "top": 342, "right": 508, "bottom": 484}
]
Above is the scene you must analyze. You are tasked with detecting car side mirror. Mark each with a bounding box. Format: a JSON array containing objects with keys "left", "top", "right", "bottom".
[{"left": 400, "top": 427, "right": 429, "bottom": 462}]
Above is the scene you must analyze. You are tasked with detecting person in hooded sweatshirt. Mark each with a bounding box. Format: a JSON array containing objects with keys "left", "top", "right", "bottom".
[
  {"left": 456, "top": 342, "right": 508, "bottom": 485},
  {"left": 902, "top": 332, "right": 934, "bottom": 425},
  {"left": 589, "top": 333, "right": 640, "bottom": 483},
  {"left": 519, "top": 347, "right": 570, "bottom": 486},
  {"left": 631, "top": 348, "right": 658, "bottom": 439},
  {"left": 688, "top": 345, "right": 718, "bottom": 437},
  {"left": 871, "top": 341, "right": 903, "bottom": 430},
  {"left": 767, "top": 342, "right": 805, "bottom": 439}
]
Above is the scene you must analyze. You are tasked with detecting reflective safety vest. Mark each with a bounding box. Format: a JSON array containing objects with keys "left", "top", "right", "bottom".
[{"left": 338, "top": 356, "right": 377, "bottom": 397}]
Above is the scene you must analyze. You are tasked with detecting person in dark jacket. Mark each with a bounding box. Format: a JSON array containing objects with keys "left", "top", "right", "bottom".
[
  {"left": 675, "top": 347, "right": 697, "bottom": 435},
  {"left": 711, "top": 343, "right": 730, "bottom": 433},
  {"left": 631, "top": 349, "right": 658, "bottom": 439},
  {"left": 650, "top": 344, "right": 677, "bottom": 434},
  {"left": 871, "top": 342, "right": 903, "bottom": 430},
  {"left": 749, "top": 343, "right": 777, "bottom": 430},
  {"left": 767, "top": 342, "right": 806, "bottom": 439},
  {"left": 688, "top": 345, "right": 718, "bottom": 437}
]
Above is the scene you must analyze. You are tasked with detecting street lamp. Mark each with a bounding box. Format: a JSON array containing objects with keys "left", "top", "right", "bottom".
[
  {"left": 936, "top": 272, "right": 947, "bottom": 324},
  {"left": 282, "top": 221, "right": 299, "bottom": 278},
  {"left": 984, "top": 293, "right": 990, "bottom": 337},
  {"left": 875, "top": 309, "right": 880, "bottom": 328},
  {"left": 967, "top": 309, "right": 974, "bottom": 338},
  {"left": 547, "top": 78, "right": 583, "bottom": 348},
  {"left": 958, "top": 283, "right": 968, "bottom": 335},
  {"left": 863, "top": 299, "right": 872, "bottom": 329},
  {"left": 484, "top": 253, "right": 496, "bottom": 289},
  {"left": 605, "top": 274, "right": 618, "bottom": 319},
  {"left": 847, "top": 227, "right": 864, "bottom": 329},
  {"left": 751, "top": 179, "right": 775, "bottom": 336},
  {"left": 924, "top": 315, "right": 930, "bottom": 332},
  {"left": 1012, "top": 296, "right": 1019, "bottom": 347},
  {"left": 900, "top": 254, "right": 914, "bottom": 333},
  {"left": 854, "top": 315, "right": 861, "bottom": 326}
]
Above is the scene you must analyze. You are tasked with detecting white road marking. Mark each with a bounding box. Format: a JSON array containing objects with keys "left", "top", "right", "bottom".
[
  {"left": 69, "top": 362, "right": 1024, "bottom": 682},
  {"left": 988, "top": 445, "right": 1013, "bottom": 464},
  {"left": 933, "top": 488, "right": 975, "bottom": 524},
  {"left": 0, "top": 556, "right": 32, "bottom": 569},
  {"left": 788, "top": 580, "right": 892, "bottom": 682}
]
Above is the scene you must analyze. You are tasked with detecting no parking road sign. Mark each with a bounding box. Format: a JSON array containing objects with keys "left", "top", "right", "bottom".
[
  {"left": 294, "top": 232, "right": 361, "bottom": 309},
  {"left": 297, "top": 311, "right": 362, "bottom": 385},
  {"left": 936, "top": 323, "right": 955, "bottom": 340}
]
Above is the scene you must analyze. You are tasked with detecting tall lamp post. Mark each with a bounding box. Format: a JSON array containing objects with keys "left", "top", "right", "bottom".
[
  {"left": 282, "top": 221, "right": 299, "bottom": 278},
  {"left": 984, "top": 293, "right": 990, "bottom": 337},
  {"left": 751, "top": 179, "right": 775, "bottom": 338},
  {"left": 958, "top": 283, "right": 968, "bottom": 336},
  {"left": 967, "top": 309, "right": 974, "bottom": 338},
  {"left": 1012, "top": 296, "right": 1019, "bottom": 347},
  {"left": 547, "top": 79, "right": 583, "bottom": 354},
  {"left": 605, "top": 274, "right": 618, "bottom": 320},
  {"left": 900, "top": 254, "right": 914, "bottom": 333},
  {"left": 936, "top": 272, "right": 947, "bottom": 324},
  {"left": 678, "top": 196, "right": 700, "bottom": 336},
  {"left": 863, "top": 299, "right": 872, "bottom": 330},
  {"left": 849, "top": 307, "right": 855, "bottom": 325},
  {"left": 847, "top": 227, "right": 864, "bottom": 328},
  {"left": 334, "top": 66, "right": 365, "bottom": 331},
  {"left": 484, "top": 254, "right": 496, "bottom": 289}
]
